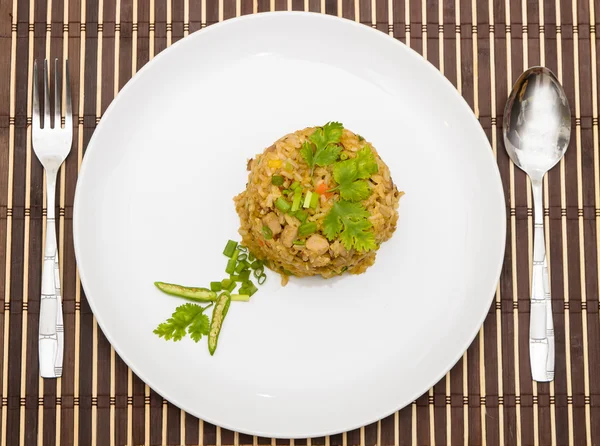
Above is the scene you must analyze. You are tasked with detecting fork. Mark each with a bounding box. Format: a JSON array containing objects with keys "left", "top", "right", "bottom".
[{"left": 33, "top": 59, "right": 72, "bottom": 378}]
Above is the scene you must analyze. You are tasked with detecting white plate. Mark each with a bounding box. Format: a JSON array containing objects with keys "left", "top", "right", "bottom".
[{"left": 73, "top": 12, "right": 506, "bottom": 438}]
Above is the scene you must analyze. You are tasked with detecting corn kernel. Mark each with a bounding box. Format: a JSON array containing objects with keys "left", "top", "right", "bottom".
[{"left": 268, "top": 159, "right": 282, "bottom": 169}]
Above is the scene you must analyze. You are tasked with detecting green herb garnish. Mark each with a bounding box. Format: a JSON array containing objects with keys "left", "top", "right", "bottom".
[
  {"left": 271, "top": 175, "right": 285, "bottom": 186},
  {"left": 153, "top": 302, "right": 212, "bottom": 342},
  {"left": 322, "top": 200, "right": 377, "bottom": 252},
  {"left": 329, "top": 147, "right": 379, "bottom": 202},
  {"left": 300, "top": 122, "right": 344, "bottom": 174}
]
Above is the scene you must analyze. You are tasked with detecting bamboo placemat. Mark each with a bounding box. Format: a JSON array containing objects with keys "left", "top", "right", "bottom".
[{"left": 0, "top": 0, "right": 598, "bottom": 444}]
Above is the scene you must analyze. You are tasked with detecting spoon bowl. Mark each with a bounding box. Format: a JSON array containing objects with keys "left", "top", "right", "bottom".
[{"left": 503, "top": 67, "right": 571, "bottom": 181}]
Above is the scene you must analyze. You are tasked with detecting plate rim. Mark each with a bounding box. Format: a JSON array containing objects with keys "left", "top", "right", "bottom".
[{"left": 73, "top": 11, "right": 507, "bottom": 438}]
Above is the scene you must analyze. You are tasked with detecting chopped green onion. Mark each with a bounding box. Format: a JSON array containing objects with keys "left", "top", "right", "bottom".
[
  {"left": 310, "top": 192, "right": 319, "bottom": 209},
  {"left": 225, "top": 257, "right": 237, "bottom": 275},
  {"left": 271, "top": 175, "right": 285, "bottom": 186},
  {"left": 237, "top": 253, "right": 247, "bottom": 262},
  {"left": 248, "top": 252, "right": 255, "bottom": 262},
  {"left": 210, "top": 281, "right": 222, "bottom": 292},
  {"left": 257, "top": 274, "right": 267, "bottom": 285},
  {"left": 290, "top": 181, "right": 300, "bottom": 190},
  {"left": 262, "top": 226, "right": 273, "bottom": 240},
  {"left": 282, "top": 189, "right": 290, "bottom": 195},
  {"left": 251, "top": 260, "right": 264, "bottom": 270},
  {"left": 253, "top": 268, "right": 264, "bottom": 279},
  {"left": 295, "top": 210, "right": 308, "bottom": 223},
  {"left": 237, "top": 245, "right": 248, "bottom": 253},
  {"left": 238, "top": 270, "right": 251, "bottom": 281},
  {"left": 223, "top": 240, "right": 238, "bottom": 257},
  {"left": 293, "top": 240, "right": 306, "bottom": 246},
  {"left": 226, "top": 280, "right": 237, "bottom": 293},
  {"left": 221, "top": 278, "right": 232, "bottom": 288},
  {"left": 230, "top": 274, "right": 241, "bottom": 282},
  {"left": 235, "top": 260, "right": 249, "bottom": 274},
  {"left": 303, "top": 191, "right": 312, "bottom": 208},
  {"left": 340, "top": 153, "right": 349, "bottom": 160},
  {"left": 239, "top": 280, "right": 258, "bottom": 296},
  {"left": 231, "top": 249, "right": 240, "bottom": 261},
  {"left": 298, "top": 222, "right": 317, "bottom": 237},
  {"left": 230, "top": 294, "right": 250, "bottom": 302},
  {"left": 275, "top": 197, "right": 291, "bottom": 213},
  {"left": 285, "top": 161, "right": 293, "bottom": 171},
  {"left": 291, "top": 188, "right": 302, "bottom": 212}
]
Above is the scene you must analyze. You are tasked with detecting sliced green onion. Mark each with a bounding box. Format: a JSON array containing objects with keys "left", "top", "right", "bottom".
[
  {"left": 310, "top": 192, "right": 319, "bottom": 209},
  {"left": 291, "top": 188, "right": 302, "bottom": 212},
  {"left": 257, "top": 274, "right": 267, "bottom": 285},
  {"left": 282, "top": 189, "right": 290, "bottom": 195},
  {"left": 237, "top": 245, "right": 248, "bottom": 253},
  {"left": 230, "top": 294, "right": 250, "bottom": 302},
  {"left": 293, "top": 240, "right": 306, "bottom": 246},
  {"left": 225, "top": 257, "right": 237, "bottom": 275},
  {"left": 235, "top": 260, "right": 249, "bottom": 274},
  {"left": 285, "top": 161, "right": 293, "bottom": 171},
  {"left": 248, "top": 252, "right": 255, "bottom": 262},
  {"left": 253, "top": 268, "right": 264, "bottom": 279},
  {"left": 237, "top": 253, "right": 248, "bottom": 262},
  {"left": 262, "top": 226, "right": 273, "bottom": 240},
  {"left": 226, "top": 280, "right": 237, "bottom": 293},
  {"left": 303, "top": 191, "right": 312, "bottom": 209},
  {"left": 210, "top": 281, "right": 223, "bottom": 292},
  {"left": 295, "top": 210, "right": 308, "bottom": 223},
  {"left": 251, "top": 260, "right": 264, "bottom": 270},
  {"left": 238, "top": 270, "right": 251, "bottom": 281},
  {"left": 275, "top": 197, "right": 291, "bottom": 213},
  {"left": 223, "top": 240, "right": 238, "bottom": 257},
  {"left": 271, "top": 175, "right": 285, "bottom": 186},
  {"left": 221, "top": 278, "right": 232, "bottom": 288},
  {"left": 298, "top": 222, "right": 317, "bottom": 237},
  {"left": 340, "top": 153, "right": 349, "bottom": 160},
  {"left": 239, "top": 280, "right": 258, "bottom": 296},
  {"left": 290, "top": 181, "right": 300, "bottom": 190},
  {"left": 231, "top": 249, "right": 240, "bottom": 261}
]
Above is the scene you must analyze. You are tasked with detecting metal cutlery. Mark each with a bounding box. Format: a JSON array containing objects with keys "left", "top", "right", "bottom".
[{"left": 32, "top": 59, "right": 72, "bottom": 378}]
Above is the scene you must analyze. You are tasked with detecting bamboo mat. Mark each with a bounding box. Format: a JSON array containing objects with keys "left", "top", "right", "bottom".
[{"left": 0, "top": 0, "right": 598, "bottom": 443}]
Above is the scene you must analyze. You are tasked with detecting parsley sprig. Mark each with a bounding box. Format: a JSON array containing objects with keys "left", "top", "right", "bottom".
[
  {"left": 322, "top": 200, "right": 377, "bottom": 252},
  {"left": 330, "top": 147, "right": 379, "bottom": 202},
  {"left": 300, "top": 122, "right": 344, "bottom": 174},
  {"left": 153, "top": 302, "right": 212, "bottom": 342}
]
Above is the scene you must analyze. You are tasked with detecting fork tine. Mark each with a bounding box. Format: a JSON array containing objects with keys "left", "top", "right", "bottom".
[
  {"left": 64, "top": 59, "right": 72, "bottom": 134},
  {"left": 32, "top": 60, "right": 40, "bottom": 129},
  {"left": 54, "top": 58, "right": 61, "bottom": 129},
  {"left": 43, "top": 59, "right": 51, "bottom": 128}
]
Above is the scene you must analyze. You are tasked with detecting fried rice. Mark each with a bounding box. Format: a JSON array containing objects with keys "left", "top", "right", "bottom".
[{"left": 234, "top": 124, "right": 403, "bottom": 283}]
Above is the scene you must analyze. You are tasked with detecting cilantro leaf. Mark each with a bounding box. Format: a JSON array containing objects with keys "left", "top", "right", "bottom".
[
  {"left": 332, "top": 159, "right": 372, "bottom": 202},
  {"left": 355, "top": 146, "right": 379, "bottom": 179},
  {"left": 322, "top": 200, "right": 377, "bottom": 252},
  {"left": 314, "top": 144, "right": 342, "bottom": 167},
  {"left": 300, "top": 141, "right": 314, "bottom": 168},
  {"left": 154, "top": 303, "right": 211, "bottom": 342},
  {"left": 301, "top": 122, "right": 344, "bottom": 172}
]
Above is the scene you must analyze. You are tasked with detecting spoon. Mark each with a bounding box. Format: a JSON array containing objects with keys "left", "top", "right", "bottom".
[{"left": 503, "top": 66, "right": 571, "bottom": 382}]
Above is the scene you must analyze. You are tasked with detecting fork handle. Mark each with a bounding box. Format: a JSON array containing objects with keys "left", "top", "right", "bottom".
[
  {"left": 38, "top": 172, "right": 63, "bottom": 378},
  {"left": 529, "top": 179, "right": 554, "bottom": 382}
]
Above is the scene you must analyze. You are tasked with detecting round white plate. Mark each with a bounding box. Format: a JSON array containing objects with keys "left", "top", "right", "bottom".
[{"left": 73, "top": 12, "right": 506, "bottom": 438}]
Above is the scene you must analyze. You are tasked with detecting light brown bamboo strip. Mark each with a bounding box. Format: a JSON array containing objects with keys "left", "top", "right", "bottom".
[
  {"left": 487, "top": 0, "right": 504, "bottom": 443},
  {"left": 591, "top": 0, "right": 600, "bottom": 442},
  {"left": 0, "top": 0, "right": 17, "bottom": 443},
  {"left": 109, "top": 1, "right": 120, "bottom": 444},
  {"left": 91, "top": 0, "right": 104, "bottom": 444},
  {"left": 73, "top": 0, "right": 89, "bottom": 443},
  {"left": 503, "top": 0, "right": 522, "bottom": 441},
  {"left": 18, "top": 0, "right": 35, "bottom": 442},
  {"left": 570, "top": 0, "right": 592, "bottom": 443},
  {"left": 552, "top": 0, "right": 574, "bottom": 443}
]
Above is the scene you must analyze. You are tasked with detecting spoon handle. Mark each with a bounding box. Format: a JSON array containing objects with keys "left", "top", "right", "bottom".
[{"left": 530, "top": 179, "right": 554, "bottom": 382}]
